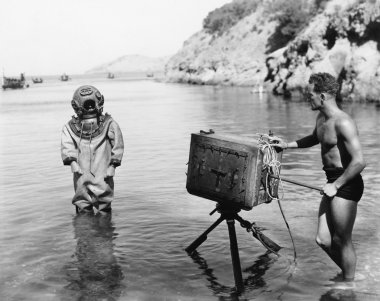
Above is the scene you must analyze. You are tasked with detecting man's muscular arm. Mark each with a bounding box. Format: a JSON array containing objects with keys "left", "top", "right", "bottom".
[
  {"left": 274, "top": 128, "right": 319, "bottom": 150},
  {"left": 295, "top": 128, "right": 319, "bottom": 148}
]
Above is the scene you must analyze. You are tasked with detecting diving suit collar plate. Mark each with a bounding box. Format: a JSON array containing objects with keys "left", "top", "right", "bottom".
[{"left": 69, "top": 113, "right": 112, "bottom": 139}]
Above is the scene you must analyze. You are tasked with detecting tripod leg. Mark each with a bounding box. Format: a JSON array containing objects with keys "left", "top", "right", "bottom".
[
  {"left": 185, "top": 215, "right": 225, "bottom": 254},
  {"left": 226, "top": 218, "right": 244, "bottom": 292},
  {"left": 234, "top": 215, "right": 281, "bottom": 253}
]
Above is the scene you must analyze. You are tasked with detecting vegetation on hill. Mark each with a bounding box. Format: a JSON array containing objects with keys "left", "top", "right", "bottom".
[
  {"left": 203, "top": 0, "right": 327, "bottom": 52},
  {"left": 265, "top": 0, "right": 321, "bottom": 53},
  {"left": 203, "top": 0, "right": 260, "bottom": 35},
  {"left": 323, "top": 0, "right": 380, "bottom": 50}
]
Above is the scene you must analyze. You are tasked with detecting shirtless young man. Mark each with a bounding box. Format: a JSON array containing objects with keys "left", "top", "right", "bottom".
[{"left": 275, "top": 72, "right": 366, "bottom": 281}]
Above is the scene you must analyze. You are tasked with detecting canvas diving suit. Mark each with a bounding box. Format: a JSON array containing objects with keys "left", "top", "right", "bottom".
[{"left": 61, "top": 85, "right": 124, "bottom": 212}]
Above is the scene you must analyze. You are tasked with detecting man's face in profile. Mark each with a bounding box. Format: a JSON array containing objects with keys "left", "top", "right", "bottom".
[{"left": 306, "top": 83, "right": 323, "bottom": 111}]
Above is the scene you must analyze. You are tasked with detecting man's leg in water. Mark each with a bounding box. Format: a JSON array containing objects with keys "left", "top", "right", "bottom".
[
  {"left": 330, "top": 196, "right": 358, "bottom": 280},
  {"left": 316, "top": 195, "right": 342, "bottom": 268},
  {"left": 316, "top": 195, "right": 357, "bottom": 280}
]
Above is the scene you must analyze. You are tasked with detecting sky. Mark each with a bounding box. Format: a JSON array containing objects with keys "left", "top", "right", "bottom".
[{"left": 0, "top": 0, "right": 231, "bottom": 76}]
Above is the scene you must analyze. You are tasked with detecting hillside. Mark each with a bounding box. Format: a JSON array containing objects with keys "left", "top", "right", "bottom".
[
  {"left": 86, "top": 55, "right": 170, "bottom": 74},
  {"left": 165, "top": 0, "right": 380, "bottom": 102}
]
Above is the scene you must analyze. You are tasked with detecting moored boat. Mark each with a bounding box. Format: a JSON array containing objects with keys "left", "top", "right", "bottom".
[
  {"left": 32, "top": 77, "right": 43, "bottom": 84},
  {"left": 60, "top": 73, "right": 70, "bottom": 81},
  {"left": 2, "top": 73, "right": 29, "bottom": 90}
]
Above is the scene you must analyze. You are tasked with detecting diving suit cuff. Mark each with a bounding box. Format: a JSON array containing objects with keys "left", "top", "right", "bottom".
[
  {"left": 63, "top": 157, "right": 77, "bottom": 166},
  {"left": 110, "top": 159, "right": 121, "bottom": 167}
]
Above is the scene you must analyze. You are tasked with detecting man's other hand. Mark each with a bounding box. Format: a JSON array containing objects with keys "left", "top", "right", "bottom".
[
  {"left": 70, "top": 161, "right": 83, "bottom": 175},
  {"left": 105, "top": 166, "right": 115, "bottom": 179},
  {"left": 323, "top": 182, "right": 338, "bottom": 198}
]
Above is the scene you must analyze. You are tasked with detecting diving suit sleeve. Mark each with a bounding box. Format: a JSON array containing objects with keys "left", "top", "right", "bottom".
[
  {"left": 108, "top": 120, "right": 124, "bottom": 167},
  {"left": 61, "top": 125, "right": 78, "bottom": 165}
]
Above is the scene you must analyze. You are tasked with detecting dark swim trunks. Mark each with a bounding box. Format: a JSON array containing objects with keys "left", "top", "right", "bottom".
[{"left": 323, "top": 167, "right": 364, "bottom": 202}]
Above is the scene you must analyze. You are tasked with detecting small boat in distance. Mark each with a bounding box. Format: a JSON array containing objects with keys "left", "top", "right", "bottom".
[
  {"left": 2, "top": 73, "right": 29, "bottom": 90},
  {"left": 107, "top": 72, "right": 115, "bottom": 79},
  {"left": 146, "top": 72, "right": 154, "bottom": 78},
  {"left": 60, "top": 73, "right": 70, "bottom": 81},
  {"left": 32, "top": 77, "right": 43, "bottom": 84}
]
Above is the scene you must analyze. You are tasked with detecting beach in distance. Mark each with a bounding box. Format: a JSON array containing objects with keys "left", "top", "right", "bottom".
[{"left": 0, "top": 76, "right": 379, "bottom": 300}]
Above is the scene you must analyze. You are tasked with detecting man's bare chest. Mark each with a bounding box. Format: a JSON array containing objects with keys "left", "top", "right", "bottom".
[{"left": 317, "top": 119, "right": 337, "bottom": 147}]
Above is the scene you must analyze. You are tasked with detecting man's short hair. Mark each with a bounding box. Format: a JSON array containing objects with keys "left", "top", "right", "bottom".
[{"left": 309, "top": 72, "right": 339, "bottom": 96}]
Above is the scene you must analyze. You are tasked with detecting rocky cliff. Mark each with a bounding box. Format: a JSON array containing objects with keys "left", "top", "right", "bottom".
[{"left": 165, "top": 0, "right": 380, "bottom": 102}]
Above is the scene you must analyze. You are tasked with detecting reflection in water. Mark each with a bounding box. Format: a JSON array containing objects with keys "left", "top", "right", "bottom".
[
  {"left": 320, "top": 289, "right": 357, "bottom": 301},
  {"left": 63, "top": 213, "right": 124, "bottom": 300},
  {"left": 190, "top": 251, "right": 232, "bottom": 296},
  {"left": 320, "top": 288, "right": 380, "bottom": 301},
  {"left": 190, "top": 250, "right": 276, "bottom": 300},
  {"left": 243, "top": 252, "right": 277, "bottom": 289},
  {"left": 320, "top": 288, "right": 365, "bottom": 301}
]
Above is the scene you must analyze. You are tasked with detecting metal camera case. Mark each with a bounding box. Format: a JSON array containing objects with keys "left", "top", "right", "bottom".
[{"left": 186, "top": 132, "right": 281, "bottom": 210}]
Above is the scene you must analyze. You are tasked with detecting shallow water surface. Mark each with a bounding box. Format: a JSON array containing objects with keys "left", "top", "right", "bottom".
[{"left": 0, "top": 78, "right": 379, "bottom": 300}]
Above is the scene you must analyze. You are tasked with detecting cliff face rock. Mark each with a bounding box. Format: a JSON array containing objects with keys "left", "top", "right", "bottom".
[
  {"left": 271, "top": 0, "right": 380, "bottom": 102},
  {"left": 165, "top": 0, "right": 380, "bottom": 102},
  {"left": 165, "top": 6, "right": 277, "bottom": 87}
]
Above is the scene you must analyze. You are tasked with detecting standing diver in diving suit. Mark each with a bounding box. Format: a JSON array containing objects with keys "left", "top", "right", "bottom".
[{"left": 61, "top": 85, "right": 124, "bottom": 214}]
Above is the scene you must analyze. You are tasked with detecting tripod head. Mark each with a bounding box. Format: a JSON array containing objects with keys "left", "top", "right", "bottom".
[{"left": 209, "top": 203, "right": 241, "bottom": 216}]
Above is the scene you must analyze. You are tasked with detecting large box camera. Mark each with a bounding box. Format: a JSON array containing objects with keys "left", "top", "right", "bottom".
[{"left": 186, "top": 132, "right": 282, "bottom": 210}]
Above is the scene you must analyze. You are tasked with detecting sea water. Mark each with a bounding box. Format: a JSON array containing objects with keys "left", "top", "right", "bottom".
[{"left": 0, "top": 76, "right": 379, "bottom": 300}]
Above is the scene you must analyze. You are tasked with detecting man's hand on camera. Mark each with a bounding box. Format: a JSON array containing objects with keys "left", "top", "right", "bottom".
[{"left": 270, "top": 137, "right": 288, "bottom": 150}]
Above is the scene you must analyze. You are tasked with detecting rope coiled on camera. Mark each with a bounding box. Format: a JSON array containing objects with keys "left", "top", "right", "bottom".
[{"left": 257, "top": 133, "right": 297, "bottom": 262}]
